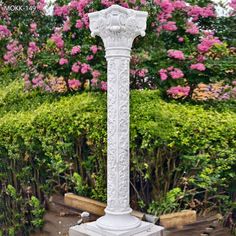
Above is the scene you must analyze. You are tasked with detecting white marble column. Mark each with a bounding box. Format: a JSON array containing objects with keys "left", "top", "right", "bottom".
[
  {"left": 69, "top": 5, "right": 164, "bottom": 236},
  {"left": 89, "top": 5, "right": 147, "bottom": 232}
]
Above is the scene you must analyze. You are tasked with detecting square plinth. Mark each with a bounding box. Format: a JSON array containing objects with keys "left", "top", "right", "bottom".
[{"left": 69, "top": 221, "right": 164, "bottom": 236}]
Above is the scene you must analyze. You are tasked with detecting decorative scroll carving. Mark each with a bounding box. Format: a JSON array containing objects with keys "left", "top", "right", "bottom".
[
  {"left": 106, "top": 58, "right": 128, "bottom": 212},
  {"left": 89, "top": 4, "right": 148, "bottom": 49},
  {"left": 106, "top": 57, "right": 131, "bottom": 213}
]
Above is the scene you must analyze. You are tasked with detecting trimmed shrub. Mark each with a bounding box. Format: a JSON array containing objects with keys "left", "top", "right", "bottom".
[{"left": 1, "top": 79, "right": 236, "bottom": 233}]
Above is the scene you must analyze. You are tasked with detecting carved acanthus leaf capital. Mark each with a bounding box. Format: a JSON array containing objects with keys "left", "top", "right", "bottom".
[{"left": 88, "top": 5, "right": 148, "bottom": 49}]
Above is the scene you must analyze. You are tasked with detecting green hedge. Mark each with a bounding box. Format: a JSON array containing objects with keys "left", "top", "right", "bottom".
[{"left": 1, "top": 79, "right": 236, "bottom": 234}]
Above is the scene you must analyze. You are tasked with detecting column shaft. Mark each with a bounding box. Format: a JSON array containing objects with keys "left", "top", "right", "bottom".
[{"left": 106, "top": 56, "right": 131, "bottom": 214}]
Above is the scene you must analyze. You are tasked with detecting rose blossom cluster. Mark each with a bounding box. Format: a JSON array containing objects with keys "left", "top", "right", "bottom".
[
  {"left": 27, "top": 42, "right": 39, "bottom": 58},
  {"left": 155, "top": 0, "right": 186, "bottom": 32},
  {"left": 37, "top": 0, "right": 46, "bottom": 11},
  {"left": 154, "top": 0, "right": 215, "bottom": 32},
  {"left": 100, "top": 81, "right": 107, "bottom": 91},
  {"left": 48, "top": 76, "right": 67, "bottom": 93},
  {"left": 159, "top": 67, "right": 184, "bottom": 80},
  {"left": 32, "top": 74, "right": 45, "bottom": 89},
  {"left": 230, "top": 0, "right": 236, "bottom": 11},
  {"left": 70, "top": 0, "right": 91, "bottom": 14},
  {"left": 162, "top": 21, "right": 177, "bottom": 31},
  {"left": 72, "top": 62, "right": 81, "bottom": 73},
  {"left": 71, "top": 46, "right": 81, "bottom": 55},
  {"left": 187, "top": 5, "right": 215, "bottom": 21},
  {"left": 100, "top": 0, "right": 133, "bottom": 8},
  {"left": 186, "top": 21, "right": 199, "bottom": 35},
  {"left": 90, "top": 70, "right": 107, "bottom": 91},
  {"left": 168, "top": 50, "right": 185, "bottom": 60},
  {"left": 3, "top": 41, "right": 23, "bottom": 65},
  {"left": 51, "top": 32, "right": 64, "bottom": 49},
  {"left": 0, "top": 4, "right": 10, "bottom": 23},
  {"left": 59, "top": 58, "right": 69, "bottom": 65},
  {"left": 0, "top": 25, "right": 11, "bottom": 40},
  {"left": 131, "top": 68, "right": 149, "bottom": 78},
  {"left": 190, "top": 63, "right": 206, "bottom": 71},
  {"left": 197, "top": 34, "right": 222, "bottom": 53},
  {"left": 54, "top": 5, "right": 70, "bottom": 17},
  {"left": 167, "top": 86, "right": 190, "bottom": 99},
  {"left": 30, "top": 23, "right": 38, "bottom": 37},
  {"left": 68, "top": 79, "right": 81, "bottom": 90},
  {"left": 54, "top": 0, "right": 91, "bottom": 30}
]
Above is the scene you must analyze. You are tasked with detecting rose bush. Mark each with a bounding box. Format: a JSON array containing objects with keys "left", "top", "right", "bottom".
[{"left": 0, "top": 0, "right": 235, "bottom": 100}]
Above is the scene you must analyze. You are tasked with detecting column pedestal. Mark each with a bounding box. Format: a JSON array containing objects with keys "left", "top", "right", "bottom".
[{"left": 69, "top": 221, "right": 164, "bottom": 236}]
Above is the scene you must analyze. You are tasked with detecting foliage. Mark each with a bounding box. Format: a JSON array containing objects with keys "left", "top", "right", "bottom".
[
  {"left": 0, "top": 79, "right": 236, "bottom": 233},
  {"left": 213, "top": 15, "right": 236, "bottom": 47},
  {"left": 0, "top": 0, "right": 236, "bottom": 99},
  {"left": 0, "top": 184, "right": 44, "bottom": 235},
  {"left": 148, "top": 188, "right": 184, "bottom": 216}
]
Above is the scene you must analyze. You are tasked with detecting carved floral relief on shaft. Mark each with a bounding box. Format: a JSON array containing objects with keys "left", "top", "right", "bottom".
[{"left": 107, "top": 58, "right": 130, "bottom": 212}]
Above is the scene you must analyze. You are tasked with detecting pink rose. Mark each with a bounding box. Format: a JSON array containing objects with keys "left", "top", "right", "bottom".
[
  {"left": 86, "top": 55, "right": 94, "bottom": 61},
  {"left": 63, "top": 20, "right": 71, "bottom": 32},
  {"left": 59, "top": 58, "right": 69, "bottom": 65},
  {"left": 197, "top": 55, "right": 206, "bottom": 62},
  {"left": 190, "top": 63, "right": 206, "bottom": 71},
  {"left": 197, "top": 35, "right": 221, "bottom": 53},
  {"left": 91, "top": 78, "right": 98, "bottom": 86},
  {"left": 81, "top": 63, "right": 91, "bottom": 74},
  {"left": 37, "top": 0, "right": 46, "bottom": 11},
  {"left": 169, "top": 68, "right": 184, "bottom": 79},
  {"left": 167, "top": 86, "right": 190, "bottom": 98},
  {"left": 51, "top": 34, "right": 64, "bottom": 49},
  {"left": 159, "top": 69, "right": 168, "bottom": 81},
  {"left": 92, "top": 70, "right": 101, "bottom": 79},
  {"left": 71, "top": 46, "right": 81, "bottom": 55},
  {"left": 28, "top": 0, "right": 36, "bottom": 5},
  {"left": 230, "top": 0, "right": 236, "bottom": 10},
  {"left": 54, "top": 5, "right": 69, "bottom": 16},
  {"left": 90, "top": 45, "right": 98, "bottom": 54},
  {"left": 138, "top": 69, "right": 148, "bottom": 77},
  {"left": 30, "top": 23, "right": 37, "bottom": 33},
  {"left": 101, "top": 81, "right": 107, "bottom": 91},
  {"left": 72, "top": 62, "right": 81, "bottom": 73},
  {"left": 186, "top": 21, "right": 199, "bottom": 35},
  {"left": 0, "top": 25, "right": 11, "bottom": 39},
  {"left": 162, "top": 21, "right": 177, "bottom": 31},
  {"left": 168, "top": 50, "right": 185, "bottom": 60},
  {"left": 68, "top": 79, "right": 81, "bottom": 90},
  {"left": 76, "top": 20, "right": 83, "bottom": 29}
]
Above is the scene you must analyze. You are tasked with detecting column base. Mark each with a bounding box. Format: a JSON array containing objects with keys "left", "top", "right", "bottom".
[
  {"left": 69, "top": 221, "right": 164, "bottom": 236},
  {"left": 96, "top": 212, "right": 141, "bottom": 231}
]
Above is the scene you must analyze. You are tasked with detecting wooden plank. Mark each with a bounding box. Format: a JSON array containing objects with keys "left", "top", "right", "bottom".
[
  {"left": 64, "top": 193, "right": 106, "bottom": 216},
  {"left": 160, "top": 210, "right": 197, "bottom": 229},
  {"left": 64, "top": 193, "right": 144, "bottom": 220}
]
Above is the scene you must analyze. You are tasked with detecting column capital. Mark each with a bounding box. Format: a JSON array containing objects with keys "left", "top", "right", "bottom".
[{"left": 88, "top": 5, "right": 148, "bottom": 51}]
